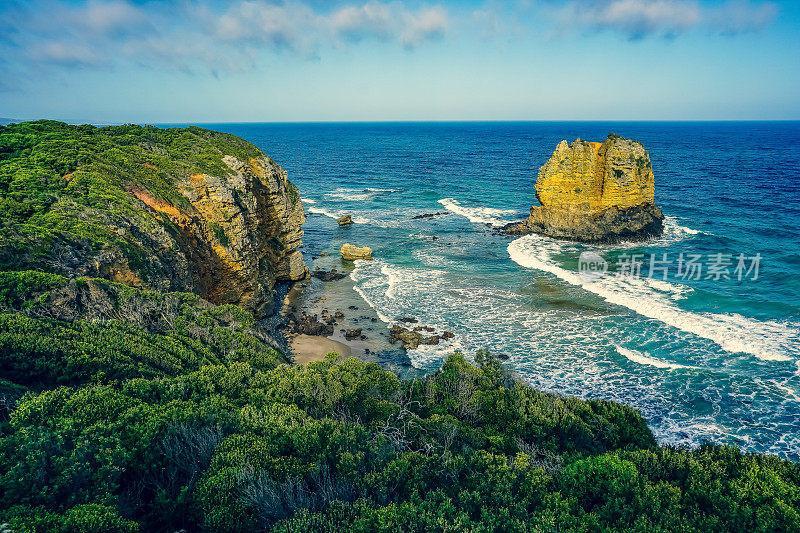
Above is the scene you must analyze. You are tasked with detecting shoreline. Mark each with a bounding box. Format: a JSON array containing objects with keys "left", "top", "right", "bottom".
[{"left": 281, "top": 251, "right": 416, "bottom": 375}]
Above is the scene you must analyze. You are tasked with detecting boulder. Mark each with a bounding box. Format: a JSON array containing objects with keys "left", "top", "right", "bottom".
[
  {"left": 337, "top": 214, "right": 354, "bottom": 226},
  {"left": 412, "top": 211, "right": 448, "bottom": 220},
  {"left": 389, "top": 324, "right": 422, "bottom": 349},
  {"left": 311, "top": 268, "right": 347, "bottom": 281},
  {"left": 506, "top": 134, "right": 663, "bottom": 243},
  {"left": 344, "top": 328, "right": 362, "bottom": 340},
  {"left": 341, "top": 243, "right": 372, "bottom": 261},
  {"left": 389, "top": 324, "right": 439, "bottom": 350},
  {"left": 290, "top": 313, "right": 333, "bottom": 336}
]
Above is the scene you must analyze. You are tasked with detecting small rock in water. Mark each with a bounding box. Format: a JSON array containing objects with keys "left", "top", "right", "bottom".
[
  {"left": 337, "top": 214, "right": 354, "bottom": 226},
  {"left": 411, "top": 211, "right": 448, "bottom": 220},
  {"left": 496, "top": 352, "right": 510, "bottom": 361},
  {"left": 400, "top": 317, "right": 418, "bottom": 324},
  {"left": 348, "top": 305, "right": 359, "bottom": 310},
  {"left": 334, "top": 310, "right": 345, "bottom": 320},
  {"left": 345, "top": 328, "right": 362, "bottom": 340},
  {"left": 341, "top": 243, "right": 372, "bottom": 260}
]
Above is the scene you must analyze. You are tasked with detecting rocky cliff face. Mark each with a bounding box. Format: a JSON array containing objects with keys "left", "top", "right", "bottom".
[
  {"left": 0, "top": 122, "right": 307, "bottom": 318},
  {"left": 146, "top": 154, "right": 308, "bottom": 317},
  {"left": 507, "top": 134, "right": 664, "bottom": 242}
]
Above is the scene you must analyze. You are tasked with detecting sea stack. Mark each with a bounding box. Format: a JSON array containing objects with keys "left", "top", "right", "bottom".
[{"left": 507, "top": 134, "right": 664, "bottom": 242}]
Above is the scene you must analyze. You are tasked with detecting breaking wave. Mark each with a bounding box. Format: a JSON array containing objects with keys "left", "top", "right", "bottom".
[
  {"left": 508, "top": 234, "right": 799, "bottom": 362},
  {"left": 437, "top": 198, "right": 522, "bottom": 226}
]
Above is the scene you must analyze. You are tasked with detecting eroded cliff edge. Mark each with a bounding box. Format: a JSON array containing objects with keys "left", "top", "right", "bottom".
[
  {"left": 506, "top": 134, "right": 664, "bottom": 242},
  {"left": 0, "top": 121, "right": 307, "bottom": 317}
]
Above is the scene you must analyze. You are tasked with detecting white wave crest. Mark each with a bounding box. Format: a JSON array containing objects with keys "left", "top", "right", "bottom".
[
  {"left": 300, "top": 198, "right": 316, "bottom": 205},
  {"left": 508, "top": 234, "right": 798, "bottom": 362},
  {"left": 665, "top": 216, "right": 701, "bottom": 235},
  {"left": 326, "top": 187, "right": 400, "bottom": 202},
  {"left": 615, "top": 345, "right": 696, "bottom": 370},
  {"left": 437, "top": 198, "right": 522, "bottom": 227},
  {"left": 349, "top": 259, "right": 462, "bottom": 367},
  {"left": 308, "top": 206, "right": 403, "bottom": 228},
  {"left": 307, "top": 207, "right": 342, "bottom": 220}
]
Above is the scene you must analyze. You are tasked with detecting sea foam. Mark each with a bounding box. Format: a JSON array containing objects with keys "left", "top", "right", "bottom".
[
  {"left": 307, "top": 206, "right": 403, "bottom": 228},
  {"left": 615, "top": 345, "right": 696, "bottom": 370},
  {"left": 508, "top": 234, "right": 798, "bottom": 362},
  {"left": 437, "top": 198, "right": 522, "bottom": 226},
  {"left": 326, "top": 187, "right": 400, "bottom": 202}
]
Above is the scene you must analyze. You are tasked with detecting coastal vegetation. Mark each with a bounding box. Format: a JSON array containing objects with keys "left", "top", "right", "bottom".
[{"left": 0, "top": 122, "right": 798, "bottom": 532}]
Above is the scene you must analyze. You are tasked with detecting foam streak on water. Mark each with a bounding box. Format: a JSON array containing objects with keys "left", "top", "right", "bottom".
[
  {"left": 508, "top": 234, "right": 799, "bottom": 361},
  {"left": 615, "top": 345, "right": 697, "bottom": 370},
  {"left": 438, "top": 197, "right": 522, "bottom": 226}
]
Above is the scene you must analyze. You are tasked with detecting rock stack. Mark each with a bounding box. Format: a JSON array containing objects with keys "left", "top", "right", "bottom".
[{"left": 507, "top": 134, "right": 663, "bottom": 243}]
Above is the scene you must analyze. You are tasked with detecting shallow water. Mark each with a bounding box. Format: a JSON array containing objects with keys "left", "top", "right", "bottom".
[{"left": 192, "top": 121, "right": 800, "bottom": 460}]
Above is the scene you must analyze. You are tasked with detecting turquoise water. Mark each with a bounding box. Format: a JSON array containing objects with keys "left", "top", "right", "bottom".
[{"left": 200, "top": 122, "right": 800, "bottom": 460}]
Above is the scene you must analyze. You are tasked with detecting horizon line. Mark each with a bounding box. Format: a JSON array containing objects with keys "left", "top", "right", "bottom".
[{"left": 5, "top": 118, "right": 800, "bottom": 127}]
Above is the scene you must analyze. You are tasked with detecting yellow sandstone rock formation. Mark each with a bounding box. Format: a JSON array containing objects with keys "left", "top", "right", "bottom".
[
  {"left": 171, "top": 154, "right": 308, "bottom": 317},
  {"left": 508, "top": 134, "right": 663, "bottom": 242},
  {"left": 341, "top": 243, "right": 372, "bottom": 261}
]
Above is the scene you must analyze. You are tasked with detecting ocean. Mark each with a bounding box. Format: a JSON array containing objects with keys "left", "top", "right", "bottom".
[{"left": 193, "top": 121, "right": 800, "bottom": 460}]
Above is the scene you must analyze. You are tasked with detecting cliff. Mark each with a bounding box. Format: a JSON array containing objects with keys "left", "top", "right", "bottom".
[
  {"left": 0, "top": 120, "right": 307, "bottom": 317},
  {"left": 508, "top": 134, "right": 664, "bottom": 242}
]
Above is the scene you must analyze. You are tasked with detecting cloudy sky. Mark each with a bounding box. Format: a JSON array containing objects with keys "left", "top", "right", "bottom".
[{"left": 1, "top": 0, "right": 798, "bottom": 122}]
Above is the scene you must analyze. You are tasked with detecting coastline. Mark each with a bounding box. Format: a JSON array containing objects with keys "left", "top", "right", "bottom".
[{"left": 281, "top": 250, "right": 416, "bottom": 376}]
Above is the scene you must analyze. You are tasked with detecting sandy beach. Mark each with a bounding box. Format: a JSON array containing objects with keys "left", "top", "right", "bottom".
[{"left": 290, "top": 334, "right": 352, "bottom": 365}]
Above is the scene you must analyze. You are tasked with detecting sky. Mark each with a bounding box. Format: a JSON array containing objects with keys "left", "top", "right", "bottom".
[{"left": 0, "top": 0, "right": 798, "bottom": 123}]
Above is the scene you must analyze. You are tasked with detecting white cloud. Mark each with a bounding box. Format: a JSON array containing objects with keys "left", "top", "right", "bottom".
[
  {"left": 556, "top": 0, "right": 778, "bottom": 39},
  {"left": 592, "top": 0, "right": 701, "bottom": 37},
  {"left": 399, "top": 6, "right": 448, "bottom": 48},
  {"left": 78, "top": 0, "right": 147, "bottom": 34},
  {"left": 31, "top": 41, "right": 108, "bottom": 67},
  {"left": 0, "top": 0, "right": 450, "bottom": 76},
  {"left": 708, "top": 0, "right": 779, "bottom": 35}
]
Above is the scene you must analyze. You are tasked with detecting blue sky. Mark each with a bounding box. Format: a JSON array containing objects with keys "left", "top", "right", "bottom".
[{"left": 1, "top": 0, "right": 798, "bottom": 123}]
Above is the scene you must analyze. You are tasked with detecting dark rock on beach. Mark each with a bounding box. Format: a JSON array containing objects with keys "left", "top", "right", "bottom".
[
  {"left": 311, "top": 268, "right": 347, "bottom": 281},
  {"left": 345, "top": 328, "right": 362, "bottom": 340},
  {"left": 289, "top": 313, "right": 334, "bottom": 336}
]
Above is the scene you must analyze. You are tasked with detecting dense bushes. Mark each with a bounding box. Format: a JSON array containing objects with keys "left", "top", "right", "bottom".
[
  {"left": 0, "top": 121, "right": 267, "bottom": 286},
  {"left": 1, "top": 351, "right": 797, "bottom": 532},
  {"left": 0, "top": 273, "right": 286, "bottom": 395}
]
